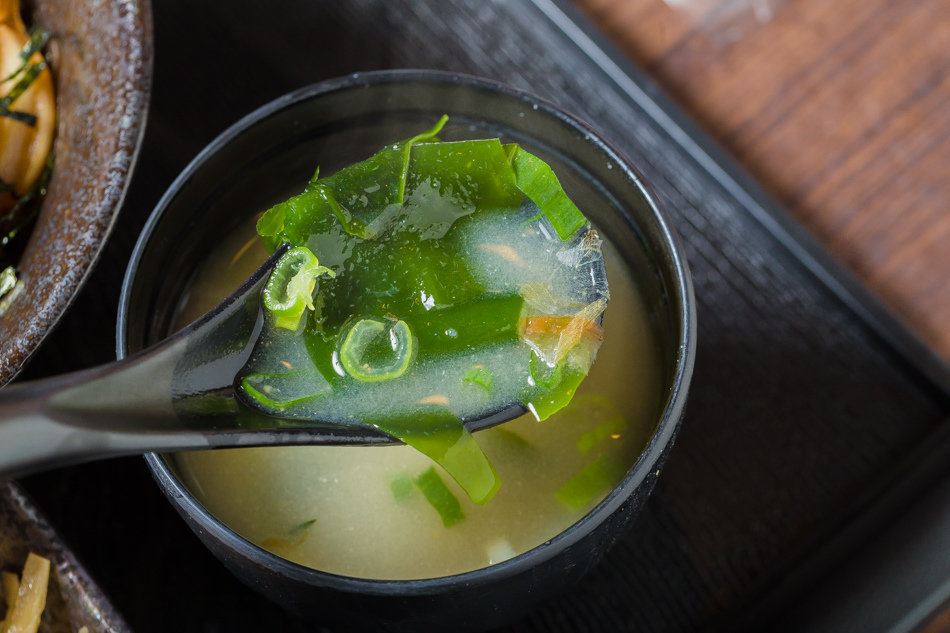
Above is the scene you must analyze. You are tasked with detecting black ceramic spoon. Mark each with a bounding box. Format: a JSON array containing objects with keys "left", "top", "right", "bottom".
[{"left": 0, "top": 241, "right": 607, "bottom": 479}]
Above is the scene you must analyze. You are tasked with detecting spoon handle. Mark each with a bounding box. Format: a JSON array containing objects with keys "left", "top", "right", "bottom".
[
  {"left": 0, "top": 339, "right": 208, "bottom": 478},
  {"left": 0, "top": 245, "right": 403, "bottom": 479},
  {"left": 0, "top": 309, "right": 392, "bottom": 479},
  {"left": 0, "top": 247, "right": 272, "bottom": 479}
]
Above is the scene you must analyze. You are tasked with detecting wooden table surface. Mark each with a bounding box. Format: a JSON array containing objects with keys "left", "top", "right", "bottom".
[
  {"left": 573, "top": 0, "right": 950, "bottom": 361},
  {"left": 571, "top": 1, "right": 950, "bottom": 626}
]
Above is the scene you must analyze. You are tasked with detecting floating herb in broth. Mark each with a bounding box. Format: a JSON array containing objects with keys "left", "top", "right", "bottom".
[{"left": 238, "top": 117, "right": 608, "bottom": 505}]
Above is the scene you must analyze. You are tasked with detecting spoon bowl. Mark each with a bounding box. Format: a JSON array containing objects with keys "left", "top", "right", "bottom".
[{"left": 2, "top": 225, "right": 595, "bottom": 478}]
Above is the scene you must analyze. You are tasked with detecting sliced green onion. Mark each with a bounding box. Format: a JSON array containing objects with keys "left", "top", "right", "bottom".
[
  {"left": 556, "top": 455, "right": 626, "bottom": 511},
  {"left": 389, "top": 472, "right": 414, "bottom": 503},
  {"left": 240, "top": 370, "right": 331, "bottom": 409},
  {"left": 490, "top": 427, "right": 534, "bottom": 452},
  {"left": 506, "top": 145, "right": 588, "bottom": 241},
  {"left": 339, "top": 318, "right": 414, "bottom": 381},
  {"left": 262, "top": 246, "right": 333, "bottom": 330},
  {"left": 576, "top": 415, "right": 628, "bottom": 453},
  {"left": 413, "top": 466, "right": 464, "bottom": 527}
]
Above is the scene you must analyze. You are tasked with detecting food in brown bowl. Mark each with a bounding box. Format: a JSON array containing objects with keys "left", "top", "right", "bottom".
[
  {"left": 0, "top": 0, "right": 152, "bottom": 385},
  {"left": 0, "top": 481, "right": 132, "bottom": 633},
  {"left": 0, "top": 0, "right": 55, "bottom": 247}
]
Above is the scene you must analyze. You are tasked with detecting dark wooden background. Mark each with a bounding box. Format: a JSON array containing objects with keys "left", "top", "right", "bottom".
[{"left": 575, "top": 0, "right": 950, "bottom": 361}]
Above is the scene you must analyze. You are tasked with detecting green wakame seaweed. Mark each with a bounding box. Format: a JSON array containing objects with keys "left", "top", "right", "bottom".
[{"left": 240, "top": 117, "right": 602, "bottom": 507}]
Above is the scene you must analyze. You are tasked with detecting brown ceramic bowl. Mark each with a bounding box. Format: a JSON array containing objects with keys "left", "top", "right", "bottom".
[
  {"left": 0, "top": 0, "right": 153, "bottom": 385},
  {"left": 0, "top": 481, "right": 132, "bottom": 633}
]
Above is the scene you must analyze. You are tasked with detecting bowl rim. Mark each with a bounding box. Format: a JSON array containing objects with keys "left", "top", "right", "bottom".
[
  {"left": 0, "top": 0, "right": 154, "bottom": 386},
  {"left": 119, "top": 68, "right": 696, "bottom": 595}
]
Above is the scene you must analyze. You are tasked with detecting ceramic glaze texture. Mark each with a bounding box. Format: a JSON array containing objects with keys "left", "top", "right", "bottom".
[
  {"left": 0, "top": 0, "right": 152, "bottom": 384},
  {"left": 0, "top": 481, "right": 132, "bottom": 633}
]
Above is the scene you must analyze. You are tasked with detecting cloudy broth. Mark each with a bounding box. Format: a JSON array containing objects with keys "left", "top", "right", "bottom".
[{"left": 173, "top": 220, "right": 662, "bottom": 580}]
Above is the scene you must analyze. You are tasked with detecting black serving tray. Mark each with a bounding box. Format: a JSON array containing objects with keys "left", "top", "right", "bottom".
[{"left": 19, "top": 1, "right": 950, "bottom": 632}]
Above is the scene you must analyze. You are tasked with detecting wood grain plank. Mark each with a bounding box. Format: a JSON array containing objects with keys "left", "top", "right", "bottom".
[
  {"left": 580, "top": 0, "right": 695, "bottom": 64},
  {"left": 574, "top": 0, "right": 950, "bottom": 359}
]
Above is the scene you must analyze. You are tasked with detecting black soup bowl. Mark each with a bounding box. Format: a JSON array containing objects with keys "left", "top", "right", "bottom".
[{"left": 117, "top": 70, "right": 696, "bottom": 632}]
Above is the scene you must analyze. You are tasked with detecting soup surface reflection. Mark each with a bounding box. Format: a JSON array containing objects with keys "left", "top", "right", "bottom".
[{"left": 173, "top": 221, "right": 661, "bottom": 580}]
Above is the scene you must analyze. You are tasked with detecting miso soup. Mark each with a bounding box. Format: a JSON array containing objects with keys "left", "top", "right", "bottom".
[{"left": 173, "top": 219, "right": 662, "bottom": 580}]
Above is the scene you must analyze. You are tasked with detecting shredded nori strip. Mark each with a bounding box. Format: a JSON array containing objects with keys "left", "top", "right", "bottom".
[
  {"left": 0, "top": 155, "right": 52, "bottom": 254},
  {"left": 0, "top": 27, "right": 50, "bottom": 128},
  {"left": 0, "top": 26, "right": 49, "bottom": 83},
  {"left": 0, "top": 61, "right": 45, "bottom": 126}
]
